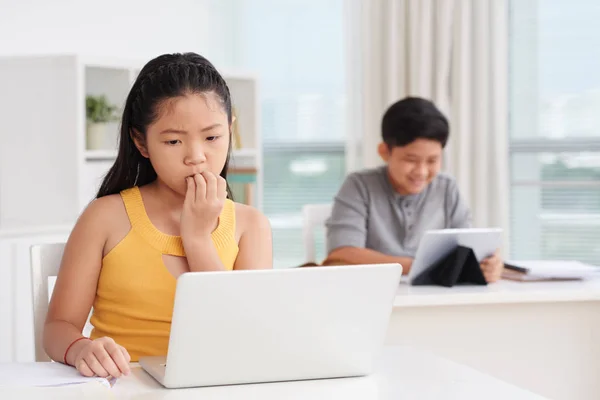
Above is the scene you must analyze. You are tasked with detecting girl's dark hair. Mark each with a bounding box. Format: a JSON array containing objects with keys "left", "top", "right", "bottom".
[{"left": 96, "top": 52, "right": 233, "bottom": 198}]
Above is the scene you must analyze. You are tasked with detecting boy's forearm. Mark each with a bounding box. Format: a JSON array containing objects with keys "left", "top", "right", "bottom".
[{"left": 327, "top": 247, "right": 412, "bottom": 275}]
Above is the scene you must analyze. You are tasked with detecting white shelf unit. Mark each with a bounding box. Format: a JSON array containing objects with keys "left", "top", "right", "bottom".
[
  {"left": 84, "top": 148, "right": 259, "bottom": 162},
  {"left": 84, "top": 149, "right": 119, "bottom": 161},
  {"left": 0, "top": 54, "right": 262, "bottom": 230}
]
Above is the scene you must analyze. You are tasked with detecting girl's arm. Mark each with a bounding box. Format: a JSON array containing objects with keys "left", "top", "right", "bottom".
[
  {"left": 234, "top": 204, "right": 273, "bottom": 270},
  {"left": 183, "top": 237, "right": 226, "bottom": 272},
  {"left": 44, "top": 196, "right": 130, "bottom": 377}
]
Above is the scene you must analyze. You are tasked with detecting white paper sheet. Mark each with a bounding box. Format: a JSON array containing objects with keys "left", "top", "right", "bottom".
[
  {"left": 0, "top": 362, "right": 113, "bottom": 388},
  {"left": 0, "top": 381, "right": 112, "bottom": 399}
]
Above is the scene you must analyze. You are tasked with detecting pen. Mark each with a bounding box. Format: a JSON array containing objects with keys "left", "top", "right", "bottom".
[
  {"left": 107, "top": 375, "right": 118, "bottom": 387},
  {"left": 503, "top": 262, "right": 529, "bottom": 274}
]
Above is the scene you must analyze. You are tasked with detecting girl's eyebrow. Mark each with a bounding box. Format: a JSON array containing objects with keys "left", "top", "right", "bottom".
[
  {"left": 159, "top": 129, "right": 187, "bottom": 135},
  {"left": 200, "top": 123, "right": 222, "bottom": 132},
  {"left": 159, "top": 124, "right": 222, "bottom": 135}
]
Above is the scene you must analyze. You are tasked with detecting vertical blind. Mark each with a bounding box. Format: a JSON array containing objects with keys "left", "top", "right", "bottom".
[{"left": 509, "top": 0, "right": 600, "bottom": 266}]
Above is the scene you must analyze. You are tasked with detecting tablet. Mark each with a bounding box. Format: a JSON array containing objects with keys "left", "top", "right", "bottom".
[{"left": 407, "top": 228, "right": 503, "bottom": 285}]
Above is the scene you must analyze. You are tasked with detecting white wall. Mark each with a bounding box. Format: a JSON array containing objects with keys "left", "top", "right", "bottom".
[
  {"left": 0, "top": 0, "right": 238, "bottom": 361},
  {"left": 0, "top": 0, "right": 233, "bottom": 66}
]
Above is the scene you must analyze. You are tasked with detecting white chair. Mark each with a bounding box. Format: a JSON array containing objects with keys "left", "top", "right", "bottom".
[
  {"left": 30, "top": 242, "right": 65, "bottom": 362},
  {"left": 302, "top": 204, "right": 333, "bottom": 263}
]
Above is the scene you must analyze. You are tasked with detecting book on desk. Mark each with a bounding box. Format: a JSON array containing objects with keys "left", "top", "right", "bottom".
[{"left": 503, "top": 260, "right": 600, "bottom": 282}]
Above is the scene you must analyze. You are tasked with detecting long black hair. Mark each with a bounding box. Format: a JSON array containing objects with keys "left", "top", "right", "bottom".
[{"left": 96, "top": 52, "right": 233, "bottom": 198}]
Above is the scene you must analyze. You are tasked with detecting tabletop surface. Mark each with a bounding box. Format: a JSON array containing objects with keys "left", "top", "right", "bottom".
[
  {"left": 395, "top": 276, "right": 600, "bottom": 307},
  {"left": 1, "top": 345, "right": 548, "bottom": 400}
]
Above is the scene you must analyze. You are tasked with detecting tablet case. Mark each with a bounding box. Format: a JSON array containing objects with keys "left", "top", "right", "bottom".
[{"left": 412, "top": 245, "right": 487, "bottom": 287}]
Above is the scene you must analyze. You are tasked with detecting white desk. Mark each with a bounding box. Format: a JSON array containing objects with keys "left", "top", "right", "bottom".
[
  {"left": 386, "top": 279, "right": 600, "bottom": 400},
  {"left": 0, "top": 346, "right": 547, "bottom": 399},
  {"left": 1, "top": 230, "right": 596, "bottom": 400}
]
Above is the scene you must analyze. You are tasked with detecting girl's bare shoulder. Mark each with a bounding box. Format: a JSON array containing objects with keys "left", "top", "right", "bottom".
[
  {"left": 233, "top": 202, "right": 270, "bottom": 236},
  {"left": 81, "top": 194, "right": 126, "bottom": 223},
  {"left": 75, "top": 194, "right": 131, "bottom": 254}
]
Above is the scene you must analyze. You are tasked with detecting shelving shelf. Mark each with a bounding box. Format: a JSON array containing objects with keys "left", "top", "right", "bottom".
[
  {"left": 85, "top": 150, "right": 118, "bottom": 161},
  {"left": 85, "top": 148, "right": 259, "bottom": 162},
  {"left": 0, "top": 54, "right": 262, "bottom": 230}
]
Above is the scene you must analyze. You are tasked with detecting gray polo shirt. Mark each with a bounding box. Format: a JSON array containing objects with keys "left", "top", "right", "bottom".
[{"left": 325, "top": 166, "right": 472, "bottom": 258}]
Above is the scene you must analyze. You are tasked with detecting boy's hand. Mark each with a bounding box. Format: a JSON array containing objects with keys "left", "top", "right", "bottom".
[
  {"left": 71, "top": 336, "right": 131, "bottom": 378},
  {"left": 480, "top": 249, "right": 503, "bottom": 283}
]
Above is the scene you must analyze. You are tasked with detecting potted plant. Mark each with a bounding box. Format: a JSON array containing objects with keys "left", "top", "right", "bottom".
[{"left": 86, "top": 95, "right": 119, "bottom": 150}]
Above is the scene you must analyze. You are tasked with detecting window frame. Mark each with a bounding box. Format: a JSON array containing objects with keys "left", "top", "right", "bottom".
[
  {"left": 263, "top": 141, "right": 345, "bottom": 230},
  {"left": 509, "top": 137, "right": 600, "bottom": 187},
  {"left": 508, "top": 137, "right": 600, "bottom": 262}
]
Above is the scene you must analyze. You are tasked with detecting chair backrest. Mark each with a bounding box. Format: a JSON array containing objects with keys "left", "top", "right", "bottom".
[
  {"left": 30, "top": 242, "right": 65, "bottom": 362},
  {"left": 302, "top": 204, "right": 333, "bottom": 263}
]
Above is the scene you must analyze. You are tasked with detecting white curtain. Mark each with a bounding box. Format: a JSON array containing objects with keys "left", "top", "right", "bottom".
[{"left": 357, "top": 0, "right": 510, "bottom": 251}]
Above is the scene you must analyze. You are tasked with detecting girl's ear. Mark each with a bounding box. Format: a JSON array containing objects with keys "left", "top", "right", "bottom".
[{"left": 130, "top": 129, "right": 149, "bottom": 158}]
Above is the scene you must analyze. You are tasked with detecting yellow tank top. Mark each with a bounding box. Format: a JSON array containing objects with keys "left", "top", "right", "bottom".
[{"left": 89, "top": 186, "right": 239, "bottom": 361}]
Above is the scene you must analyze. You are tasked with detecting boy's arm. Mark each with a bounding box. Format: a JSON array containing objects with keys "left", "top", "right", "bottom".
[
  {"left": 327, "top": 247, "right": 413, "bottom": 274},
  {"left": 446, "top": 178, "right": 473, "bottom": 229},
  {"left": 325, "top": 174, "right": 367, "bottom": 253},
  {"left": 325, "top": 174, "right": 412, "bottom": 274}
]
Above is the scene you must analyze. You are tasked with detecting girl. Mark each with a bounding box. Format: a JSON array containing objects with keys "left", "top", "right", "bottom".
[{"left": 43, "top": 52, "right": 273, "bottom": 378}]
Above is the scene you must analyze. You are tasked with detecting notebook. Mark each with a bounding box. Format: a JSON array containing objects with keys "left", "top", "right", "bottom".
[{"left": 503, "top": 260, "right": 600, "bottom": 282}]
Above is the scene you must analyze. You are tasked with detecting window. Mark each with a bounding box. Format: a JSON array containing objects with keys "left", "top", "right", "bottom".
[
  {"left": 509, "top": 0, "right": 600, "bottom": 265},
  {"left": 228, "top": 0, "right": 348, "bottom": 267}
]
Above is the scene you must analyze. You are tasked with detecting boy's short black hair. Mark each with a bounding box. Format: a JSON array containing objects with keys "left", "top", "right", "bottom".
[{"left": 381, "top": 97, "right": 449, "bottom": 148}]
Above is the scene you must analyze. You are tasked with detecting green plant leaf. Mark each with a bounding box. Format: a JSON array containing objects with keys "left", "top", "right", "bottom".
[{"left": 86, "top": 95, "right": 119, "bottom": 123}]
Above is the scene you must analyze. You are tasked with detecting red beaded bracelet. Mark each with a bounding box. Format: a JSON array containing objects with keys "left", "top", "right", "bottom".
[{"left": 63, "top": 337, "right": 91, "bottom": 366}]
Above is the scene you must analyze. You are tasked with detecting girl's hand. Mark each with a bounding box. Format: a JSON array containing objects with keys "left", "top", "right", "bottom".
[
  {"left": 71, "top": 337, "right": 131, "bottom": 378},
  {"left": 181, "top": 172, "right": 227, "bottom": 240}
]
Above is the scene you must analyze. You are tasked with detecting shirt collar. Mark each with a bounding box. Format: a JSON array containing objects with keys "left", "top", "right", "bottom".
[{"left": 379, "top": 165, "right": 423, "bottom": 205}]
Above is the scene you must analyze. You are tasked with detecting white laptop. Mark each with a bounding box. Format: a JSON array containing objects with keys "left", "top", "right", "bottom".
[
  {"left": 407, "top": 228, "right": 503, "bottom": 285},
  {"left": 139, "top": 263, "right": 403, "bottom": 389}
]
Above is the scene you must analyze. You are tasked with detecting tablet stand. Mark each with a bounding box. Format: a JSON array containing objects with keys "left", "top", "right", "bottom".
[{"left": 411, "top": 245, "right": 487, "bottom": 287}]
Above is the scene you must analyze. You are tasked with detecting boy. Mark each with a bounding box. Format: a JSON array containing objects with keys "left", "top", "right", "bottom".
[{"left": 325, "top": 97, "right": 503, "bottom": 283}]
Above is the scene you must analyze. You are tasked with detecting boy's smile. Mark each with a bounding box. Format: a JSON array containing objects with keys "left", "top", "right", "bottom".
[{"left": 378, "top": 138, "right": 443, "bottom": 195}]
